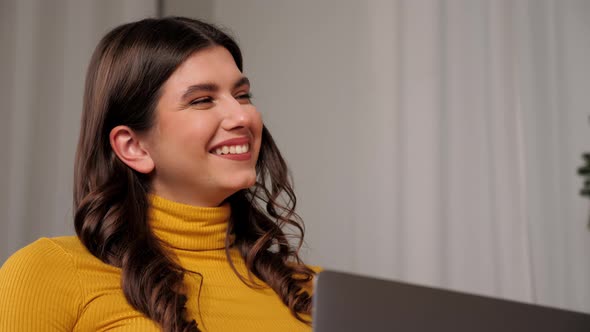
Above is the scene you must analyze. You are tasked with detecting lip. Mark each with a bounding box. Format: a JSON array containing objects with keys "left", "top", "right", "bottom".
[
  {"left": 208, "top": 136, "right": 251, "bottom": 152},
  {"left": 214, "top": 151, "right": 252, "bottom": 161}
]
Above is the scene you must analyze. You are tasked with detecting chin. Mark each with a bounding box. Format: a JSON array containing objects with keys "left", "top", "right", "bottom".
[
  {"left": 225, "top": 173, "right": 257, "bottom": 193},
  {"left": 240, "top": 174, "right": 257, "bottom": 190}
]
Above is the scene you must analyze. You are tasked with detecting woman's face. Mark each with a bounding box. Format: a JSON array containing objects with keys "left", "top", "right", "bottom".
[{"left": 144, "top": 46, "right": 263, "bottom": 206}]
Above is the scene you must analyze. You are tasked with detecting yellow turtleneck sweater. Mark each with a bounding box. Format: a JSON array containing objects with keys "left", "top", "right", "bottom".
[{"left": 0, "top": 195, "right": 316, "bottom": 331}]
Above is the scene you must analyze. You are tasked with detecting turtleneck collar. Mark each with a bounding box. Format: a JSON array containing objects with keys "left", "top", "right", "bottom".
[{"left": 148, "top": 194, "right": 231, "bottom": 251}]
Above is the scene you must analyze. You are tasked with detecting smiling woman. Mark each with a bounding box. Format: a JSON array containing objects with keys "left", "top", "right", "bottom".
[
  {"left": 0, "top": 17, "right": 316, "bottom": 332},
  {"left": 131, "top": 46, "right": 263, "bottom": 208}
]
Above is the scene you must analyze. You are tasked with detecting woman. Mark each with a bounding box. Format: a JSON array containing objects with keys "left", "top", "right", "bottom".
[{"left": 0, "top": 17, "right": 316, "bottom": 331}]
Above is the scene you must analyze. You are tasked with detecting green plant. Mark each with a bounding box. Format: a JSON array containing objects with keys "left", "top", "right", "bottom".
[{"left": 577, "top": 153, "right": 590, "bottom": 229}]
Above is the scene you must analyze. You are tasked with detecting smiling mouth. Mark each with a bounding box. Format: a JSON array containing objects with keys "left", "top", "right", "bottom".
[{"left": 211, "top": 143, "right": 250, "bottom": 156}]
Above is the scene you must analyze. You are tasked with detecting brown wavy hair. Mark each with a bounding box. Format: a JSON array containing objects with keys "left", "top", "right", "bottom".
[{"left": 73, "top": 17, "right": 315, "bottom": 332}]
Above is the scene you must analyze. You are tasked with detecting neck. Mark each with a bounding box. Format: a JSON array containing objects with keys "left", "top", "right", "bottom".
[
  {"left": 149, "top": 185, "right": 229, "bottom": 207},
  {"left": 148, "top": 194, "right": 232, "bottom": 251}
]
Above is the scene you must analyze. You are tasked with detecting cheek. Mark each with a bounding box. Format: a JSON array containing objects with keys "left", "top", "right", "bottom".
[
  {"left": 165, "top": 114, "right": 217, "bottom": 149},
  {"left": 252, "top": 111, "right": 263, "bottom": 136},
  {"left": 251, "top": 113, "right": 264, "bottom": 153}
]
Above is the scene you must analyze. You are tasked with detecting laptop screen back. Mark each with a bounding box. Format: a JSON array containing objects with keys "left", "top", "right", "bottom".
[{"left": 313, "top": 270, "right": 590, "bottom": 332}]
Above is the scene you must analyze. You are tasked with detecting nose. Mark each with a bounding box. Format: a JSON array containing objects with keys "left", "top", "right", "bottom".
[{"left": 220, "top": 95, "right": 255, "bottom": 131}]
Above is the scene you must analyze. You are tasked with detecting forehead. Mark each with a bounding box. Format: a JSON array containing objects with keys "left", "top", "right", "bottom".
[{"left": 163, "top": 46, "right": 242, "bottom": 94}]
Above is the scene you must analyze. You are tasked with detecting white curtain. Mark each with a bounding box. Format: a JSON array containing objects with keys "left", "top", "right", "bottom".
[
  {"left": 0, "top": 0, "right": 157, "bottom": 262},
  {"left": 206, "top": 0, "right": 590, "bottom": 312}
]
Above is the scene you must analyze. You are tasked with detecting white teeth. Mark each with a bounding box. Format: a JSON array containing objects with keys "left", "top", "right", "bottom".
[{"left": 213, "top": 143, "right": 250, "bottom": 155}]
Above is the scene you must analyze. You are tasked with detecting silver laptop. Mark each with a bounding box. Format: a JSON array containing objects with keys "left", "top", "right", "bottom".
[{"left": 312, "top": 270, "right": 590, "bottom": 331}]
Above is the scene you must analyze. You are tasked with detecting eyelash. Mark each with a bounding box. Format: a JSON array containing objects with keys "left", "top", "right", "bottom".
[{"left": 190, "top": 93, "right": 253, "bottom": 106}]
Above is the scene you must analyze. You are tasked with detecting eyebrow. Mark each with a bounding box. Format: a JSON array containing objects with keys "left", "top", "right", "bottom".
[{"left": 181, "top": 76, "right": 251, "bottom": 100}]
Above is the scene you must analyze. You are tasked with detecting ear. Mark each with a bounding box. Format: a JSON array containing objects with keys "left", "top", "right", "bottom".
[{"left": 109, "top": 125, "right": 155, "bottom": 174}]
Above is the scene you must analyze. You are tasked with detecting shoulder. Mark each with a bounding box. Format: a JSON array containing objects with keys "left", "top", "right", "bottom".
[
  {"left": 309, "top": 265, "right": 323, "bottom": 274},
  {"left": 0, "top": 236, "right": 85, "bottom": 296},
  {"left": 0, "top": 236, "right": 100, "bottom": 297},
  {"left": 0, "top": 237, "right": 84, "bottom": 329},
  {"left": 2, "top": 237, "right": 74, "bottom": 268},
  {"left": 1, "top": 236, "right": 86, "bottom": 272},
  {"left": 293, "top": 264, "right": 322, "bottom": 295}
]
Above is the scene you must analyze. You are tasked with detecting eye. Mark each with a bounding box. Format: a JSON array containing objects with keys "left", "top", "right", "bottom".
[
  {"left": 189, "top": 97, "right": 214, "bottom": 106},
  {"left": 236, "top": 92, "right": 253, "bottom": 103}
]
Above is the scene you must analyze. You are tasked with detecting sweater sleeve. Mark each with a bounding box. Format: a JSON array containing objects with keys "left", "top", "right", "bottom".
[{"left": 0, "top": 238, "right": 83, "bottom": 331}]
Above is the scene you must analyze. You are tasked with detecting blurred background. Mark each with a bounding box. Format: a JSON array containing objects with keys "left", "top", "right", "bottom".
[{"left": 1, "top": 0, "right": 590, "bottom": 314}]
